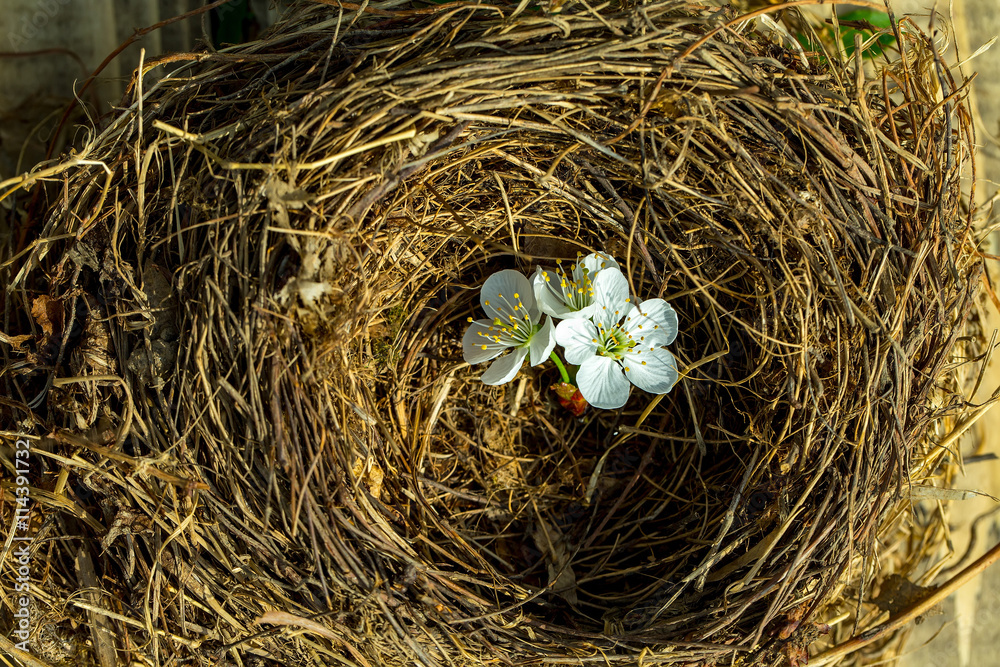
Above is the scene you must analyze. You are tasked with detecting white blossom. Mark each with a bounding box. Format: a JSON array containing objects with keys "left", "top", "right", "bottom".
[
  {"left": 463, "top": 269, "right": 557, "bottom": 385},
  {"left": 532, "top": 252, "right": 624, "bottom": 321},
  {"left": 555, "top": 282, "right": 678, "bottom": 409}
]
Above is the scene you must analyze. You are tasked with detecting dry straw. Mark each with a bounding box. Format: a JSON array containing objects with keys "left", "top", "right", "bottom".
[{"left": 0, "top": 0, "right": 988, "bottom": 665}]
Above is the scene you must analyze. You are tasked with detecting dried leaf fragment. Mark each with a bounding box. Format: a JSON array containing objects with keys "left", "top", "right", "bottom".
[
  {"left": 531, "top": 517, "right": 578, "bottom": 605},
  {"left": 31, "top": 295, "right": 63, "bottom": 337}
]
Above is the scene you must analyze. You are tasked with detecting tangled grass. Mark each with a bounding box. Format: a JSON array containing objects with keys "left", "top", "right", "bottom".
[{"left": 0, "top": 1, "right": 985, "bottom": 665}]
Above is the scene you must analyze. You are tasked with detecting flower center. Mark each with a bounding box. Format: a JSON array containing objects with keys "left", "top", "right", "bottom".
[
  {"left": 539, "top": 260, "right": 595, "bottom": 311},
  {"left": 477, "top": 291, "right": 536, "bottom": 348},
  {"left": 596, "top": 325, "right": 636, "bottom": 360}
]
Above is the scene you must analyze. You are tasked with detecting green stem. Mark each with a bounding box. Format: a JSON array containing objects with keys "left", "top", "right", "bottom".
[{"left": 549, "top": 351, "right": 572, "bottom": 384}]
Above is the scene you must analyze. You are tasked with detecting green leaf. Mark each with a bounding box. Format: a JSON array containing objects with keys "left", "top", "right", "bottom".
[{"left": 836, "top": 10, "right": 896, "bottom": 59}]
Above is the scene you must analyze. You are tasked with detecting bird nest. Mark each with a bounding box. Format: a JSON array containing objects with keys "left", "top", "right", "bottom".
[{"left": 0, "top": 1, "right": 984, "bottom": 665}]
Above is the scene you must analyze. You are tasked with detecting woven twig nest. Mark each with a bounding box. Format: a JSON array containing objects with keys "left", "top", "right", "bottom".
[{"left": 1, "top": 1, "right": 981, "bottom": 665}]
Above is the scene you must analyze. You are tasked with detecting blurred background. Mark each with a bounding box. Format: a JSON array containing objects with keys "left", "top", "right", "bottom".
[
  {"left": 0, "top": 2, "right": 996, "bottom": 665},
  {"left": 0, "top": 1, "right": 283, "bottom": 181}
]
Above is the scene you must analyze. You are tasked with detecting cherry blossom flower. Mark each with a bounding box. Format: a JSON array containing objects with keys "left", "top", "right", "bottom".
[
  {"left": 555, "top": 282, "right": 678, "bottom": 409},
  {"left": 532, "top": 252, "right": 625, "bottom": 321},
  {"left": 463, "top": 269, "right": 557, "bottom": 385}
]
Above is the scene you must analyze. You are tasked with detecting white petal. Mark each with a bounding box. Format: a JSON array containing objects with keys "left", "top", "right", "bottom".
[
  {"left": 629, "top": 330, "right": 674, "bottom": 354},
  {"left": 480, "top": 347, "right": 529, "bottom": 385},
  {"left": 592, "top": 268, "right": 630, "bottom": 330},
  {"left": 624, "top": 347, "right": 679, "bottom": 395},
  {"left": 577, "top": 356, "right": 631, "bottom": 409},
  {"left": 523, "top": 291, "right": 541, "bottom": 324},
  {"left": 462, "top": 319, "right": 509, "bottom": 364},
  {"left": 555, "top": 318, "right": 600, "bottom": 365},
  {"left": 620, "top": 305, "right": 674, "bottom": 350},
  {"left": 557, "top": 301, "right": 598, "bottom": 320},
  {"left": 594, "top": 267, "right": 630, "bottom": 308},
  {"left": 481, "top": 270, "right": 535, "bottom": 322},
  {"left": 578, "top": 252, "right": 619, "bottom": 277},
  {"left": 533, "top": 267, "right": 575, "bottom": 319},
  {"left": 529, "top": 316, "right": 557, "bottom": 366},
  {"left": 627, "top": 298, "right": 679, "bottom": 345}
]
